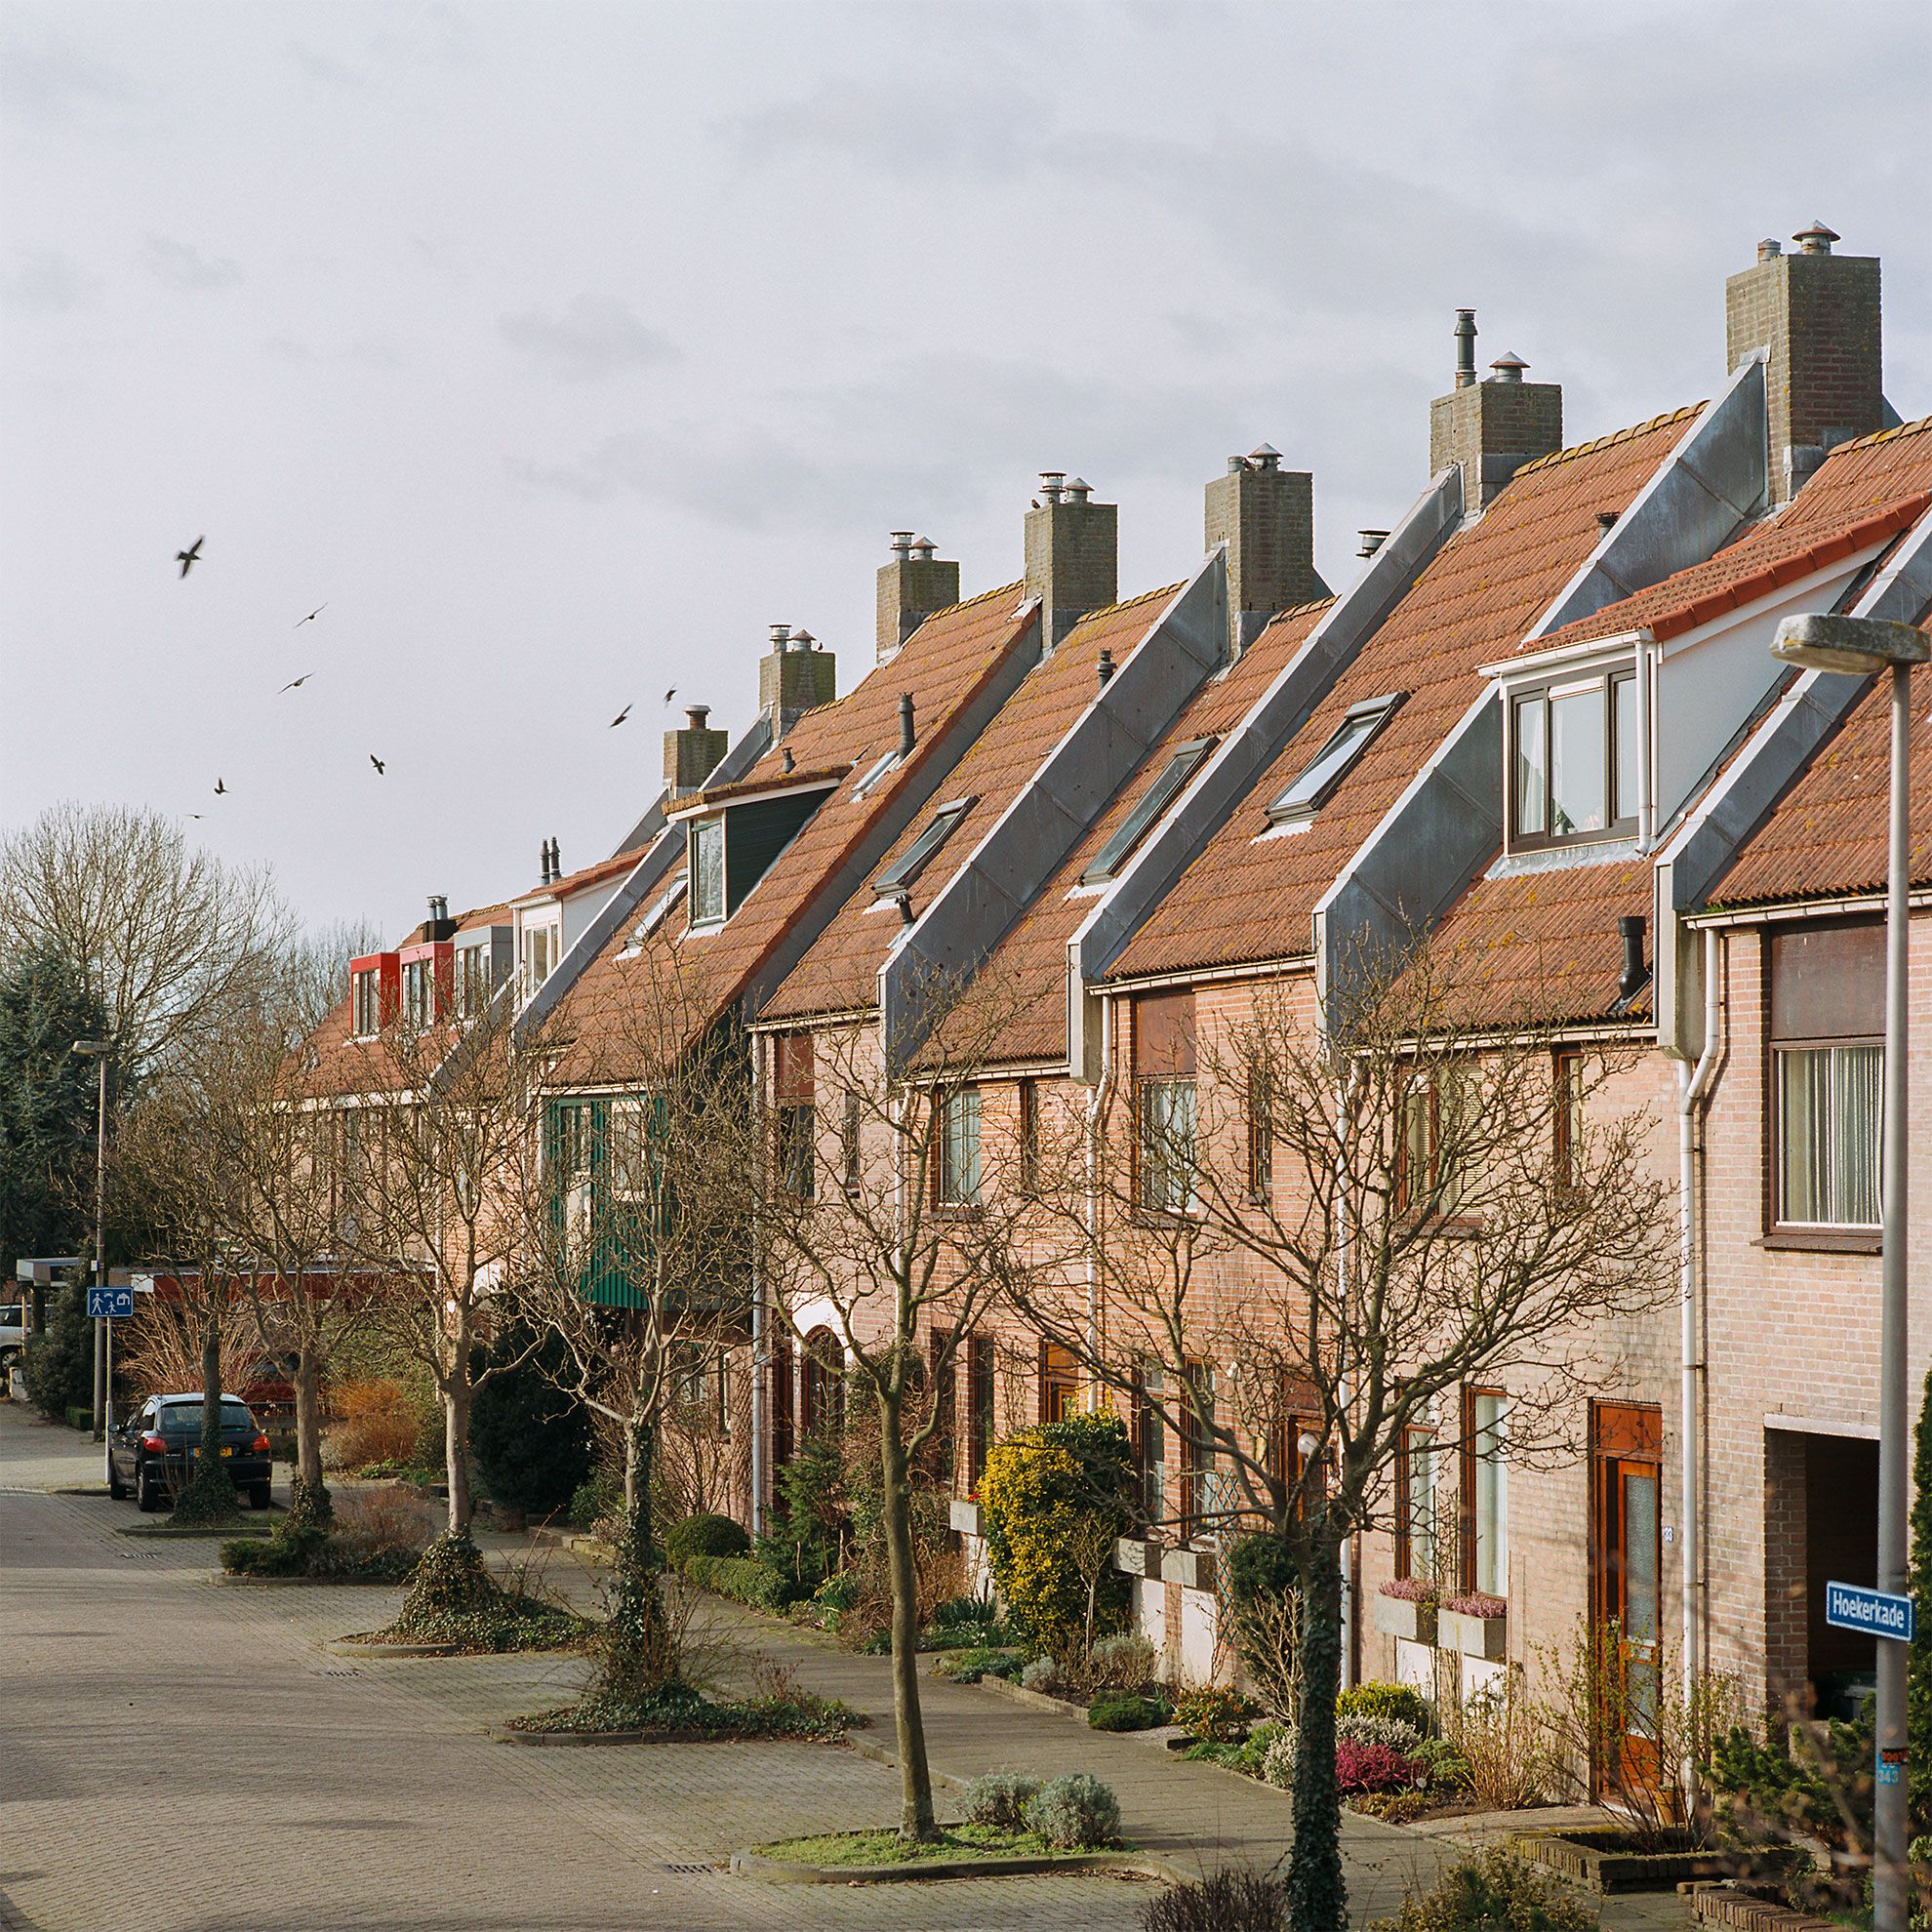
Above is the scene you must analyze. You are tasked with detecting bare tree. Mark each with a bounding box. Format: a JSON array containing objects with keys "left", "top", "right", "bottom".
[
  {"left": 757, "top": 969, "right": 1060, "bottom": 1842},
  {"left": 508, "top": 948, "right": 755, "bottom": 1702},
  {"left": 0, "top": 803, "right": 293, "bottom": 1077},
  {"left": 1012, "top": 945, "right": 1677, "bottom": 1932}
]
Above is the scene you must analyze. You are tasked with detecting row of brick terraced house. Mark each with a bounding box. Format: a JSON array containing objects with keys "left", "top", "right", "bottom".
[{"left": 299, "top": 226, "right": 1931, "bottom": 1783}]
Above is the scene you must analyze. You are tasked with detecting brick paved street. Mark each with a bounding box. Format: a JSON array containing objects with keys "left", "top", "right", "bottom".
[{"left": 0, "top": 1405, "right": 1681, "bottom": 1929}]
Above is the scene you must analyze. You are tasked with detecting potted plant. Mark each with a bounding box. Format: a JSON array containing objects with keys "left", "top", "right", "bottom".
[
  {"left": 1438, "top": 1590, "right": 1508, "bottom": 1660},
  {"left": 1372, "top": 1576, "right": 1439, "bottom": 1645}
]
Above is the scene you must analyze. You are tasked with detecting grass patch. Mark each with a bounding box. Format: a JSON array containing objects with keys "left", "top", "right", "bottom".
[
  {"left": 509, "top": 1682, "right": 863, "bottom": 1742},
  {"left": 755, "top": 1825, "right": 1070, "bottom": 1867}
]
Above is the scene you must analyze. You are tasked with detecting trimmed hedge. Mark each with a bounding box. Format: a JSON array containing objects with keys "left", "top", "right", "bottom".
[
  {"left": 682, "top": 1552, "right": 794, "bottom": 1611},
  {"left": 1088, "top": 1693, "right": 1170, "bottom": 1732},
  {"left": 664, "top": 1511, "right": 750, "bottom": 1566}
]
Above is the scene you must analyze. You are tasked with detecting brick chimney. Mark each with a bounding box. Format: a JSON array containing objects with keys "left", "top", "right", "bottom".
[
  {"left": 664, "top": 704, "right": 728, "bottom": 798},
  {"left": 1726, "top": 223, "right": 1883, "bottom": 505},
  {"left": 1204, "top": 444, "right": 1326, "bottom": 657},
  {"left": 1025, "top": 473, "right": 1117, "bottom": 650},
  {"left": 1428, "top": 311, "right": 1563, "bottom": 508},
  {"left": 758, "top": 624, "right": 837, "bottom": 742},
  {"left": 875, "top": 532, "right": 960, "bottom": 664}
]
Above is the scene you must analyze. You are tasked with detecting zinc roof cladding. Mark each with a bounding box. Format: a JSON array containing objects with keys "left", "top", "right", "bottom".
[
  {"left": 545, "top": 584, "right": 1038, "bottom": 1087},
  {"left": 1711, "top": 651, "right": 1932, "bottom": 909},
  {"left": 981, "top": 598, "right": 1335, "bottom": 1065},
  {"left": 1104, "top": 406, "right": 1705, "bottom": 985},
  {"left": 1426, "top": 855, "right": 1655, "bottom": 1027},
  {"left": 757, "top": 584, "right": 1185, "bottom": 1026},
  {"left": 1529, "top": 489, "right": 1932, "bottom": 654}
]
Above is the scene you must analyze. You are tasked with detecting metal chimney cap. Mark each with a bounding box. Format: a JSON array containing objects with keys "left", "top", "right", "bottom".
[
  {"left": 889, "top": 531, "right": 914, "bottom": 556},
  {"left": 1756, "top": 237, "right": 1784, "bottom": 262},
  {"left": 789, "top": 626, "right": 816, "bottom": 650},
  {"left": 1065, "top": 476, "right": 1092, "bottom": 502},
  {"left": 1489, "top": 351, "right": 1529, "bottom": 382},
  {"left": 1248, "top": 442, "right": 1281, "bottom": 470},
  {"left": 910, "top": 537, "right": 936, "bottom": 559},
  {"left": 768, "top": 623, "right": 792, "bottom": 648},
  {"left": 1793, "top": 221, "right": 1839, "bottom": 255},
  {"left": 685, "top": 704, "right": 709, "bottom": 728},
  {"left": 1356, "top": 529, "right": 1390, "bottom": 558},
  {"left": 1038, "top": 471, "right": 1066, "bottom": 503}
]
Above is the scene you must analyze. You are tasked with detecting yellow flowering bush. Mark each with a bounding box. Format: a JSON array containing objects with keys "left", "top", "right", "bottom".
[{"left": 978, "top": 1414, "right": 1132, "bottom": 1656}]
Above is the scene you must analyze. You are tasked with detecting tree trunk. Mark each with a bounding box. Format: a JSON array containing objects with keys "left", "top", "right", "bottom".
[
  {"left": 1288, "top": 1530, "right": 1348, "bottom": 1932},
  {"left": 444, "top": 1358, "right": 472, "bottom": 1537},
  {"left": 200, "top": 1312, "right": 221, "bottom": 1468},
  {"left": 878, "top": 1392, "right": 937, "bottom": 1841},
  {"left": 624, "top": 1411, "right": 658, "bottom": 1572},
  {"left": 293, "top": 1344, "right": 327, "bottom": 1495}
]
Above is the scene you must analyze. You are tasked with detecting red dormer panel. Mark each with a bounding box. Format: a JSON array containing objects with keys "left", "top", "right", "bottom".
[{"left": 348, "top": 951, "right": 401, "bottom": 1036}]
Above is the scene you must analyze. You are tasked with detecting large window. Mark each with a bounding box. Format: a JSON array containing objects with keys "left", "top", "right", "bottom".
[
  {"left": 1133, "top": 1359, "right": 1165, "bottom": 1528},
  {"left": 1268, "top": 694, "right": 1404, "bottom": 825},
  {"left": 455, "top": 945, "right": 493, "bottom": 1020},
  {"left": 1134, "top": 990, "right": 1196, "bottom": 1215},
  {"left": 1399, "top": 1072, "right": 1466, "bottom": 1218},
  {"left": 1396, "top": 1424, "right": 1438, "bottom": 1582},
  {"left": 1083, "top": 739, "right": 1217, "bottom": 885},
  {"left": 350, "top": 968, "right": 380, "bottom": 1038},
  {"left": 1510, "top": 667, "right": 1637, "bottom": 848},
  {"left": 967, "top": 1334, "right": 995, "bottom": 1492},
  {"left": 689, "top": 818, "right": 725, "bottom": 926},
  {"left": 402, "top": 958, "right": 432, "bottom": 1029},
  {"left": 1463, "top": 1389, "right": 1508, "bottom": 1598},
  {"left": 774, "top": 1033, "right": 815, "bottom": 1201},
  {"left": 1770, "top": 923, "right": 1883, "bottom": 1229},
  {"left": 521, "top": 921, "right": 558, "bottom": 992},
  {"left": 1180, "top": 1360, "right": 1217, "bottom": 1541},
  {"left": 937, "top": 1086, "right": 982, "bottom": 1207}
]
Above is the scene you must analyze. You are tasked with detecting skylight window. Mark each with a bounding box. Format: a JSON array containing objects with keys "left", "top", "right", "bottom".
[
  {"left": 874, "top": 797, "right": 976, "bottom": 897},
  {"left": 1081, "top": 738, "right": 1217, "bottom": 887},
  {"left": 852, "top": 748, "right": 902, "bottom": 800},
  {"left": 632, "top": 874, "right": 688, "bottom": 944},
  {"left": 1266, "top": 695, "right": 1405, "bottom": 825}
]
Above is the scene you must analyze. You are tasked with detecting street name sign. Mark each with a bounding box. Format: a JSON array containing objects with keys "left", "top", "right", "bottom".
[
  {"left": 1825, "top": 1579, "right": 1914, "bottom": 1643},
  {"left": 86, "top": 1287, "right": 133, "bottom": 1320}
]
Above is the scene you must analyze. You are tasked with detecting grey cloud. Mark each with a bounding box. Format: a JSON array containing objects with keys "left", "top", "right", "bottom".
[
  {"left": 0, "top": 28, "right": 125, "bottom": 122},
  {"left": 2, "top": 249, "right": 102, "bottom": 312},
  {"left": 143, "top": 237, "right": 242, "bottom": 291},
  {"left": 498, "top": 297, "right": 678, "bottom": 382}
]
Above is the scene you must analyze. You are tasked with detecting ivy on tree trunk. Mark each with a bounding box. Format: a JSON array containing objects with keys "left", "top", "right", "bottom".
[
  {"left": 1288, "top": 1528, "right": 1347, "bottom": 1932},
  {"left": 878, "top": 1393, "right": 937, "bottom": 1841}
]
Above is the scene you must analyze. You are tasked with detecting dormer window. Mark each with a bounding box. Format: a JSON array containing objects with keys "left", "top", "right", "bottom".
[
  {"left": 1082, "top": 738, "right": 1217, "bottom": 886},
  {"left": 351, "top": 969, "right": 380, "bottom": 1038},
  {"left": 521, "top": 921, "right": 558, "bottom": 992},
  {"left": 689, "top": 819, "right": 725, "bottom": 926},
  {"left": 1510, "top": 667, "right": 1637, "bottom": 848},
  {"left": 402, "top": 959, "right": 432, "bottom": 1029},
  {"left": 874, "top": 797, "right": 975, "bottom": 898},
  {"left": 1268, "top": 695, "right": 1404, "bottom": 825},
  {"left": 455, "top": 946, "right": 493, "bottom": 1020}
]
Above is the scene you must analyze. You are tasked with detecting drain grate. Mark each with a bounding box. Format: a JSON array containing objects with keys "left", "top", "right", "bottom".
[
  {"left": 313, "top": 1667, "right": 363, "bottom": 1677},
  {"left": 661, "top": 1864, "right": 710, "bottom": 1875}
]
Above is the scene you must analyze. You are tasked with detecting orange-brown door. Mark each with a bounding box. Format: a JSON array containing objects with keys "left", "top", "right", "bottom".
[{"left": 1591, "top": 1404, "right": 1664, "bottom": 1799}]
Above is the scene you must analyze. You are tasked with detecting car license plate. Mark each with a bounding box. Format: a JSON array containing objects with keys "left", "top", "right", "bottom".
[{"left": 220, "top": 1446, "right": 232, "bottom": 1458}]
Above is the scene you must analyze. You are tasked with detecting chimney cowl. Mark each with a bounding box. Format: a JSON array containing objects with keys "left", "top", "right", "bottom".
[
  {"left": 1596, "top": 509, "right": 1620, "bottom": 534},
  {"left": 910, "top": 537, "right": 935, "bottom": 561},
  {"left": 768, "top": 623, "right": 792, "bottom": 651},
  {"left": 1757, "top": 237, "right": 1783, "bottom": 263},
  {"left": 1454, "top": 307, "right": 1478, "bottom": 388},
  {"left": 889, "top": 531, "right": 914, "bottom": 557},
  {"left": 427, "top": 894, "right": 449, "bottom": 926},
  {"left": 898, "top": 692, "right": 916, "bottom": 758},
  {"left": 1618, "top": 914, "right": 1648, "bottom": 1000},
  {"left": 791, "top": 627, "right": 816, "bottom": 651},
  {"left": 1248, "top": 442, "right": 1281, "bottom": 471},
  {"left": 781, "top": 745, "right": 795, "bottom": 773},
  {"left": 1038, "top": 471, "right": 1066, "bottom": 503},
  {"left": 1793, "top": 221, "right": 1839, "bottom": 256},
  {"left": 1357, "top": 529, "right": 1390, "bottom": 558},
  {"left": 685, "top": 704, "right": 709, "bottom": 728},
  {"left": 1064, "top": 476, "right": 1092, "bottom": 503},
  {"left": 1489, "top": 351, "right": 1529, "bottom": 383},
  {"left": 1097, "top": 647, "right": 1115, "bottom": 690}
]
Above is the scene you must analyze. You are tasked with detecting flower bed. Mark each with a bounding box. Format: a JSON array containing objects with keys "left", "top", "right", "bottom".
[
  {"left": 1513, "top": 1827, "right": 1807, "bottom": 1895},
  {"left": 506, "top": 1681, "right": 861, "bottom": 1743}
]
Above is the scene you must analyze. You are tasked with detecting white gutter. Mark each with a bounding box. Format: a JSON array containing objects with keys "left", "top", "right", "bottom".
[
  {"left": 748, "top": 1040, "right": 768, "bottom": 1538},
  {"left": 1677, "top": 925, "right": 1722, "bottom": 1738}
]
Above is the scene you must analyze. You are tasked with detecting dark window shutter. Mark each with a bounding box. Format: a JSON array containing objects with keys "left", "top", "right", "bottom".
[{"left": 1769, "top": 922, "right": 1883, "bottom": 1042}]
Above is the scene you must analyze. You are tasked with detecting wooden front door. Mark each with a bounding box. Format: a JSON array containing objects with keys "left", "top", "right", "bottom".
[{"left": 1591, "top": 1403, "right": 1664, "bottom": 1798}]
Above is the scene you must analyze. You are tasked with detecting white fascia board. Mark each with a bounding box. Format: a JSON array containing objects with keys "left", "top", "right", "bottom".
[{"left": 1480, "top": 629, "right": 1649, "bottom": 686}]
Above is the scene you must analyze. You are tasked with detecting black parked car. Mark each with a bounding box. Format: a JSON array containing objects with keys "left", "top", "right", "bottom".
[{"left": 107, "top": 1392, "right": 274, "bottom": 1512}]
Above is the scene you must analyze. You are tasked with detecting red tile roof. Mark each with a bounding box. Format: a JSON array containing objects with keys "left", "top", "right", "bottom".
[
  {"left": 519, "top": 845, "right": 653, "bottom": 904},
  {"left": 1104, "top": 406, "right": 1704, "bottom": 984},
  {"left": 545, "top": 584, "right": 1040, "bottom": 1085},
  {"left": 757, "top": 584, "right": 1185, "bottom": 1027}
]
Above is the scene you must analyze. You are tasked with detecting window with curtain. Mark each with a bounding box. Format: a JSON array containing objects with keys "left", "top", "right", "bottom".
[
  {"left": 1180, "top": 1360, "right": 1217, "bottom": 1541},
  {"left": 967, "top": 1334, "right": 995, "bottom": 1491},
  {"left": 1135, "top": 990, "right": 1196, "bottom": 1215},
  {"left": 1246, "top": 1064, "right": 1273, "bottom": 1201},
  {"left": 1770, "top": 923, "right": 1883, "bottom": 1229},
  {"left": 1509, "top": 665, "right": 1638, "bottom": 849},
  {"left": 1133, "top": 1359, "right": 1165, "bottom": 1528},
  {"left": 937, "top": 1086, "right": 982, "bottom": 1206},
  {"left": 1396, "top": 1424, "right": 1438, "bottom": 1582},
  {"left": 774, "top": 1033, "right": 816, "bottom": 1201},
  {"left": 1463, "top": 1389, "right": 1508, "bottom": 1597},
  {"left": 1039, "top": 1340, "right": 1079, "bottom": 1424}
]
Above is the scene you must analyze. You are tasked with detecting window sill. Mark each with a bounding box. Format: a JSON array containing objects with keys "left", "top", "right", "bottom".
[{"left": 1757, "top": 1228, "right": 1882, "bottom": 1256}]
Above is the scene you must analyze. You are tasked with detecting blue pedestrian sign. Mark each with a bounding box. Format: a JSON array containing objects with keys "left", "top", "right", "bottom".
[
  {"left": 86, "top": 1287, "right": 133, "bottom": 1320},
  {"left": 1825, "top": 1579, "right": 1915, "bottom": 1643}
]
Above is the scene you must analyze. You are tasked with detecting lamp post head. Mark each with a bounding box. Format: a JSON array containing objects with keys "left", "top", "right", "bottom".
[
  {"left": 70, "top": 1039, "right": 109, "bottom": 1058},
  {"left": 1772, "top": 614, "right": 1930, "bottom": 677}
]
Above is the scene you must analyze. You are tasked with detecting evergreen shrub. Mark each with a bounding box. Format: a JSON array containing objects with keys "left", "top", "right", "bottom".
[
  {"left": 1023, "top": 1772, "right": 1120, "bottom": 1849},
  {"left": 664, "top": 1511, "right": 749, "bottom": 1565},
  {"left": 468, "top": 1324, "right": 592, "bottom": 1517}
]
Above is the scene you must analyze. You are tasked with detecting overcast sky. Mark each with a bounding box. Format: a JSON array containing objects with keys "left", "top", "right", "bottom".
[{"left": 4, "top": 1, "right": 1926, "bottom": 940}]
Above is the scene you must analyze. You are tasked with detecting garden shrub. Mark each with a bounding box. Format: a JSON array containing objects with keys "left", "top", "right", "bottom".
[
  {"left": 961, "top": 1772, "right": 1040, "bottom": 1831},
  {"left": 1707, "top": 1711, "right": 1874, "bottom": 1853},
  {"left": 664, "top": 1511, "right": 750, "bottom": 1565},
  {"left": 22, "top": 1283, "right": 93, "bottom": 1423},
  {"left": 222, "top": 1524, "right": 329, "bottom": 1576},
  {"left": 1222, "top": 1530, "right": 1304, "bottom": 1722},
  {"left": 1024, "top": 1772, "right": 1120, "bottom": 1849},
  {"left": 932, "top": 1646, "right": 1025, "bottom": 1683},
  {"left": 1369, "top": 1847, "right": 1595, "bottom": 1932},
  {"left": 468, "top": 1323, "right": 592, "bottom": 1518},
  {"left": 1336, "top": 1711, "right": 1425, "bottom": 1755},
  {"left": 1088, "top": 1631, "right": 1158, "bottom": 1694},
  {"left": 681, "top": 1552, "right": 792, "bottom": 1611},
  {"left": 1173, "top": 1685, "right": 1247, "bottom": 1743},
  {"left": 1262, "top": 1728, "right": 1299, "bottom": 1790},
  {"left": 1339, "top": 1681, "right": 1431, "bottom": 1735},
  {"left": 1336, "top": 1739, "right": 1423, "bottom": 1795},
  {"left": 1020, "top": 1657, "right": 1065, "bottom": 1695},
  {"left": 1089, "top": 1694, "right": 1170, "bottom": 1732},
  {"left": 977, "top": 1413, "right": 1132, "bottom": 1655},
  {"left": 930, "top": 1593, "right": 996, "bottom": 1630},
  {"left": 329, "top": 1378, "right": 426, "bottom": 1470},
  {"left": 570, "top": 1468, "right": 621, "bottom": 1532},
  {"left": 1140, "top": 1866, "right": 1288, "bottom": 1932}
]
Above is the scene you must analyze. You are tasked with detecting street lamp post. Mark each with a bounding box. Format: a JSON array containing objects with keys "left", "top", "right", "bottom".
[
  {"left": 71, "top": 1040, "right": 110, "bottom": 1438},
  {"left": 1772, "top": 614, "right": 1928, "bottom": 1932}
]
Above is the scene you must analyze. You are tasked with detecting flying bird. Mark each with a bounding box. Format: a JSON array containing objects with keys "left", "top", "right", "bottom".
[
  {"left": 663, "top": 687, "right": 676, "bottom": 705},
  {"left": 294, "top": 603, "right": 327, "bottom": 628},
  {"left": 369, "top": 754, "right": 385, "bottom": 775},
  {"left": 609, "top": 704, "right": 631, "bottom": 729},
  {"left": 281, "top": 673, "right": 312, "bottom": 692},
  {"left": 213, "top": 779, "right": 227, "bottom": 795},
  {"left": 176, "top": 537, "right": 205, "bottom": 578}
]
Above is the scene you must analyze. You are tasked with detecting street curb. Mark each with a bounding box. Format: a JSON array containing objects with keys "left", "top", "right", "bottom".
[
  {"left": 842, "top": 1732, "right": 967, "bottom": 1790},
  {"left": 970, "top": 1673, "right": 1091, "bottom": 1719},
  {"left": 497, "top": 1727, "right": 650, "bottom": 1746},
  {"left": 325, "top": 1637, "right": 461, "bottom": 1658},
  {"left": 729, "top": 1845, "right": 1178, "bottom": 1886},
  {"left": 118, "top": 1522, "right": 274, "bottom": 1539}
]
